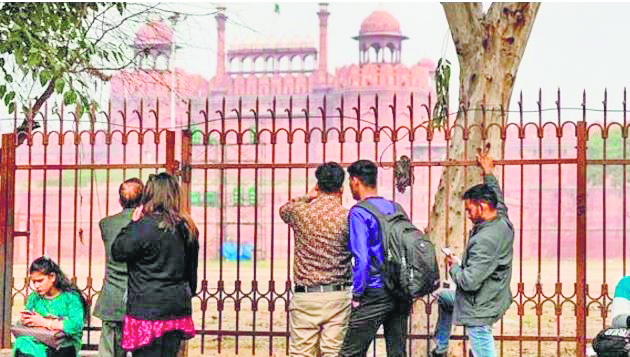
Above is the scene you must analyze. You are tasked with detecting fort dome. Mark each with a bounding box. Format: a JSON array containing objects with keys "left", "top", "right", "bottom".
[
  {"left": 359, "top": 10, "right": 401, "bottom": 36},
  {"left": 135, "top": 20, "right": 173, "bottom": 46}
]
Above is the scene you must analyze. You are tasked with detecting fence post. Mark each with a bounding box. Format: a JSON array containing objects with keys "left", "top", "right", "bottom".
[
  {"left": 165, "top": 130, "right": 178, "bottom": 175},
  {"left": 0, "top": 133, "right": 16, "bottom": 348},
  {"left": 576, "top": 121, "right": 587, "bottom": 357},
  {"left": 180, "top": 130, "right": 192, "bottom": 213},
  {"left": 176, "top": 129, "right": 192, "bottom": 357}
]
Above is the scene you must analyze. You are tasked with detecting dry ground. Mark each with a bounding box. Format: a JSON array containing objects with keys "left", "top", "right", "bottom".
[{"left": 8, "top": 258, "right": 621, "bottom": 356}]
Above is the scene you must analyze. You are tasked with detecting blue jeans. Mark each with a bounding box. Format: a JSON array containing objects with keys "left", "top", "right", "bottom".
[{"left": 434, "top": 290, "right": 496, "bottom": 357}]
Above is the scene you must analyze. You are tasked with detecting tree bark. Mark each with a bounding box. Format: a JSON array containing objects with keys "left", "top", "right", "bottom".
[{"left": 411, "top": 3, "right": 540, "bottom": 356}]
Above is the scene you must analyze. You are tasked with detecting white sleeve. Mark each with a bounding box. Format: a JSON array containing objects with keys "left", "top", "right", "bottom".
[{"left": 611, "top": 296, "right": 630, "bottom": 320}]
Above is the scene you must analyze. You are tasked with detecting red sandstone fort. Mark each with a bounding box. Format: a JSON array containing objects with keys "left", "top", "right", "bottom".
[{"left": 11, "top": 4, "right": 623, "bottom": 269}]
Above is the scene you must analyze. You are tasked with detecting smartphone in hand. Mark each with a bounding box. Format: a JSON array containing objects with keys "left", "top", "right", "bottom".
[{"left": 441, "top": 246, "right": 453, "bottom": 257}]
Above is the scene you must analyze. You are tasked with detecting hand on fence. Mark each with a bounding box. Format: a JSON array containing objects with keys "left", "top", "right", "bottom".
[
  {"left": 476, "top": 143, "right": 494, "bottom": 175},
  {"left": 446, "top": 254, "right": 461, "bottom": 267}
]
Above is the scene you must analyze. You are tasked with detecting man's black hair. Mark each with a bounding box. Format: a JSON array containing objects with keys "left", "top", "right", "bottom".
[
  {"left": 347, "top": 160, "right": 377, "bottom": 188},
  {"left": 462, "top": 184, "right": 498, "bottom": 209},
  {"left": 315, "top": 162, "right": 345, "bottom": 193}
]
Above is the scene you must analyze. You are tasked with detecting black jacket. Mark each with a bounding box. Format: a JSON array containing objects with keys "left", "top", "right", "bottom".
[{"left": 112, "top": 214, "right": 199, "bottom": 320}]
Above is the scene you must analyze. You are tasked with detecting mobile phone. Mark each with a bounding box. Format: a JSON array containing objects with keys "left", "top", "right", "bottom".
[{"left": 441, "top": 246, "right": 453, "bottom": 256}]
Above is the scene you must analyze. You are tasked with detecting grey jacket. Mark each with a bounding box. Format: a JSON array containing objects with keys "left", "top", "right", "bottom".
[
  {"left": 93, "top": 208, "right": 133, "bottom": 321},
  {"left": 450, "top": 174, "right": 514, "bottom": 326}
]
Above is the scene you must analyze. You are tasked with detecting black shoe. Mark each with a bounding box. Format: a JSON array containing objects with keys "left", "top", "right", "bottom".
[{"left": 431, "top": 350, "right": 446, "bottom": 357}]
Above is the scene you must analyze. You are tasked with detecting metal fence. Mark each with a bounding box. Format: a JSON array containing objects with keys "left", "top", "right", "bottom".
[{"left": 0, "top": 91, "right": 629, "bottom": 356}]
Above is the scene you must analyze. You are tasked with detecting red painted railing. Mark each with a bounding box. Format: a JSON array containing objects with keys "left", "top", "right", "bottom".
[{"left": 0, "top": 91, "right": 628, "bottom": 356}]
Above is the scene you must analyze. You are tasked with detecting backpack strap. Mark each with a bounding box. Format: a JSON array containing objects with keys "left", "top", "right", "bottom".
[
  {"left": 392, "top": 202, "right": 410, "bottom": 221},
  {"left": 354, "top": 199, "right": 409, "bottom": 256},
  {"left": 355, "top": 199, "right": 408, "bottom": 223},
  {"left": 354, "top": 200, "right": 391, "bottom": 278},
  {"left": 355, "top": 200, "right": 388, "bottom": 222}
]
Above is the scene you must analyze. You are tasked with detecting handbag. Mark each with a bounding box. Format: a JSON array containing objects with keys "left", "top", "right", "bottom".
[
  {"left": 11, "top": 323, "right": 67, "bottom": 350},
  {"left": 592, "top": 327, "right": 630, "bottom": 357}
]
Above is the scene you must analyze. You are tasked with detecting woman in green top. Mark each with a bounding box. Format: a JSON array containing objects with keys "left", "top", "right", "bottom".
[{"left": 14, "top": 256, "right": 89, "bottom": 357}]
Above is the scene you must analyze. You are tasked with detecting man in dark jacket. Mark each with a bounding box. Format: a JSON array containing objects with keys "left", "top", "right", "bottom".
[
  {"left": 432, "top": 149, "right": 514, "bottom": 357},
  {"left": 339, "top": 160, "right": 411, "bottom": 357},
  {"left": 93, "top": 178, "right": 143, "bottom": 357}
]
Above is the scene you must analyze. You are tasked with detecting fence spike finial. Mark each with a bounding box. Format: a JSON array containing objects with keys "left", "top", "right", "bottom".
[
  {"left": 556, "top": 88, "right": 562, "bottom": 125},
  {"left": 556, "top": 88, "right": 561, "bottom": 108},
  {"left": 582, "top": 90, "right": 587, "bottom": 123},
  {"left": 603, "top": 88, "right": 608, "bottom": 126}
]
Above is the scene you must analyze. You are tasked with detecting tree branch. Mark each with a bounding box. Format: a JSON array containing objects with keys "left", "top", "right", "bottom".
[
  {"left": 89, "top": 3, "right": 158, "bottom": 47},
  {"left": 442, "top": 2, "right": 484, "bottom": 60},
  {"left": 31, "top": 76, "right": 58, "bottom": 116}
]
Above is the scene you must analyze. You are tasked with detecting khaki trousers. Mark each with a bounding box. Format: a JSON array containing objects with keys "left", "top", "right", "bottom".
[{"left": 289, "top": 290, "right": 351, "bottom": 357}]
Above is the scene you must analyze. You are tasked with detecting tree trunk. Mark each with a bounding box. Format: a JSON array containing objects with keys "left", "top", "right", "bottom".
[{"left": 411, "top": 3, "right": 540, "bottom": 356}]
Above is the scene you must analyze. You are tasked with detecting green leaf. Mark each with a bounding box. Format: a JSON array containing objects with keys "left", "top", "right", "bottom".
[
  {"left": 55, "top": 78, "right": 65, "bottom": 93},
  {"left": 39, "top": 70, "right": 50, "bottom": 87},
  {"left": 8, "top": 102, "right": 15, "bottom": 114},
  {"left": 27, "top": 53, "right": 40, "bottom": 66},
  {"left": 4, "top": 91, "right": 15, "bottom": 106},
  {"left": 0, "top": 85, "right": 5, "bottom": 98},
  {"left": 15, "top": 47, "right": 24, "bottom": 63},
  {"left": 63, "top": 90, "right": 77, "bottom": 105},
  {"left": 61, "top": 17, "right": 70, "bottom": 31}
]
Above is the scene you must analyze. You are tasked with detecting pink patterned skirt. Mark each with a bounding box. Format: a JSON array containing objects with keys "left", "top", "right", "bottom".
[{"left": 121, "top": 315, "right": 196, "bottom": 350}]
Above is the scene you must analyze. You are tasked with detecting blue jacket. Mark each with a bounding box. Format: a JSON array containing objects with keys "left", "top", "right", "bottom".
[{"left": 349, "top": 197, "right": 396, "bottom": 299}]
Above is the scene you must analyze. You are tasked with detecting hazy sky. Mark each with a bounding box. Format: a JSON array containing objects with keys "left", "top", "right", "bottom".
[
  {"left": 159, "top": 2, "right": 630, "bottom": 122},
  {"left": 2, "top": 2, "right": 630, "bottom": 126}
]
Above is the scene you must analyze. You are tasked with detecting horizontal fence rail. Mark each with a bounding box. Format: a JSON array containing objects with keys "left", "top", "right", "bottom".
[{"left": 0, "top": 90, "right": 628, "bottom": 356}]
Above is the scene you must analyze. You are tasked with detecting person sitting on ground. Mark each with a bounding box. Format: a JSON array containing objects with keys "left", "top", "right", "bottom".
[
  {"left": 610, "top": 276, "right": 630, "bottom": 328},
  {"left": 14, "top": 256, "right": 89, "bottom": 357}
]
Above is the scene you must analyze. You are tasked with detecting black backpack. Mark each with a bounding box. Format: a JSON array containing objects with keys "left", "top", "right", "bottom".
[
  {"left": 593, "top": 327, "right": 630, "bottom": 357},
  {"left": 356, "top": 200, "right": 440, "bottom": 301}
]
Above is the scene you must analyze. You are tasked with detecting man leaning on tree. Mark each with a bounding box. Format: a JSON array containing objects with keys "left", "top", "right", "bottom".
[
  {"left": 432, "top": 147, "right": 514, "bottom": 357},
  {"left": 94, "top": 178, "right": 144, "bottom": 357},
  {"left": 280, "top": 162, "right": 353, "bottom": 357}
]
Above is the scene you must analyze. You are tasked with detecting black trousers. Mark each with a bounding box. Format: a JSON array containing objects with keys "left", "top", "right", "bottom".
[
  {"left": 132, "top": 331, "right": 183, "bottom": 357},
  {"left": 339, "top": 288, "right": 411, "bottom": 357},
  {"left": 15, "top": 346, "right": 76, "bottom": 357}
]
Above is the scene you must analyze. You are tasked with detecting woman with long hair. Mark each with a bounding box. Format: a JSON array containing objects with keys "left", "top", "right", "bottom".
[
  {"left": 14, "top": 256, "right": 89, "bottom": 357},
  {"left": 112, "top": 172, "right": 199, "bottom": 357}
]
